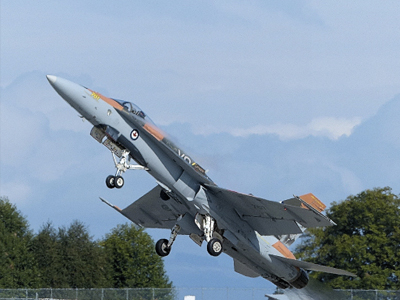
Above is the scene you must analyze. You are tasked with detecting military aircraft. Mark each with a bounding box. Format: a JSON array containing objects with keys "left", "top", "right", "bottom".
[{"left": 47, "top": 75, "right": 356, "bottom": 289}]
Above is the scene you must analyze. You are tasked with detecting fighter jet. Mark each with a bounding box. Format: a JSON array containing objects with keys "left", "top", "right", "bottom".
[{"left": 47, "top": 75, "right": 355, "bottom": 289}]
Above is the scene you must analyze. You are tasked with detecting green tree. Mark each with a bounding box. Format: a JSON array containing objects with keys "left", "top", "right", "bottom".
[
  {"left": 102, "top": 223, "right": 172, "bottom": 289},
  {"left": 31, "top": 222, "right": 58, "bottom": 287},
  {"left": 295, "top": 187, "right": 400, "bottom": 289},
  {"left": 56, "top": 220, "right": 108, "bottom": 288},
  {"left": 32, "top": 220, "right": 108, "bottom": 288},
  {"left": 0, "top": 197, "right": 38, "bottom": 288}
]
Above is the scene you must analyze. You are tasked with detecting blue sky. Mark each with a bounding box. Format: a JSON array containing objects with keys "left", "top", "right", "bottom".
[{"left": 1, "top": 0, "right": 400, "bottom": 293}]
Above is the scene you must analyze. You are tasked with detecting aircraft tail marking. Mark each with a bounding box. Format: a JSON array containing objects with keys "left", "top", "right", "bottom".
[
  {"left": 272, "top": 241, "right": 296, "bottom": 259},
  {"left": 299, "top": 193, "right": 326, "bottom": 212}
]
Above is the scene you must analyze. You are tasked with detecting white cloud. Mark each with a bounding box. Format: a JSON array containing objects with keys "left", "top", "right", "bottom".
[{"left": 194, "top": 117, "right": 362, "bottom": 140}]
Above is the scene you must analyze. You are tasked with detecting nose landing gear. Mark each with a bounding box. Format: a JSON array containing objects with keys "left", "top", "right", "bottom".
[{"left": 106, "top": 150, "right": 147, "bottom": 189}]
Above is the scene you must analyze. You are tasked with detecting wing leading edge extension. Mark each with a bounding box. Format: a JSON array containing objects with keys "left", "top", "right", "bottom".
[{"left": 205, "top": 184, "right": 335, "bottom": 236}]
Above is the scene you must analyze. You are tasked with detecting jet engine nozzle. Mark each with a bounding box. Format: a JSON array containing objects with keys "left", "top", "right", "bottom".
[{"left": 290, "top": 268, "right": 309, "bottom": 289}]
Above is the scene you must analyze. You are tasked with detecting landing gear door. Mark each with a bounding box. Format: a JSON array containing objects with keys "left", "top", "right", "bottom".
[
  {"left": 90, "top": 126, "right": 106, "bottom": 143},
  {"left": 90, "top": 126, "right": 124, "bottom": 158},
  {"left": 103, "top": 139, "right": 123, "bottom": 158}
]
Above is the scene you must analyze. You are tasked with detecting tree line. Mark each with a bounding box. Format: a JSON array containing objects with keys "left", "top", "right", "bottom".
[{"left": 0, "top": 197, "right": 172, "bottom": 289}]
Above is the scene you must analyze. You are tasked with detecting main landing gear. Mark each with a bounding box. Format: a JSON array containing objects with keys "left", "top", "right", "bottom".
[
  {"left": 106, "top": 150, "right": 147, "bottom": 189},
  {"left": 155, "top": 224, "right": 180, "bottom": 257},
  {"left": 201, "top": 214, "right": 223, "bottom": 257},
  {"left": 155, "top": 214, "right": 223, "bottom": 258}
]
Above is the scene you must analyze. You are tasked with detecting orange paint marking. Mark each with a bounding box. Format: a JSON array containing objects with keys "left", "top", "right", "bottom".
[
  {"left": 272, "top": 241, "right": 296, "bottom": 259},
  {"left": 88, "top": 89, "right": 123, "bottom": 111},
  {"left": 299, "top": 193, "right": 326, "bottom": 212},
  {"left": 143, "top": 123, "right": 164, "bottom": 141}
]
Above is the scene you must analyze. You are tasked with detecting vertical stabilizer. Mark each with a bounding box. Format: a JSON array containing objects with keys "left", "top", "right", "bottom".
[{"left": 277, "top": 193, "right": 326, "bottom": 247}]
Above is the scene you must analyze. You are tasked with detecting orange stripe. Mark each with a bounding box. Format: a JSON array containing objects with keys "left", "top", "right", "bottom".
[
  {"left": 143, "top": 123, "right": 164, "bottom": 141},
  {"left": 299, "top": 193, "right": 326, "bottom": 212},
  {"left": 273, "top": 241, "right": 296, "bottom": 259},
  {"left": 88, "top": 89, "right": 123, "bottom": 111}
]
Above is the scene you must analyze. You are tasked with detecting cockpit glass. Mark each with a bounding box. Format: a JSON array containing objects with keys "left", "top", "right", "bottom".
[{"left": 113, "top": 99, "right": 153, "bottom": 123}]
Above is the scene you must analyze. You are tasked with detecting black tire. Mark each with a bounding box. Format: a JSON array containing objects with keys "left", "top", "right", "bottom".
[
  {"left": 114, "top": 176, "right": 124, "bottom": 189},
  {"left": 106, "top": 175, "right": 115, "bottom": 189},
  {"left": 155, "top": 239, "right": 171, "bottom": 257},
  {"left": 160, "top": 190, "right": 170, "bottom": 201},
  {"left": 207, "top": 238, "right": 223, "bottom": 256}
]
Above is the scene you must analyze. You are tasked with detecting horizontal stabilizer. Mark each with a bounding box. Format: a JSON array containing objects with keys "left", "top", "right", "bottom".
[{"left": 270, "top": 254, "right": 356, "bottom": 277}]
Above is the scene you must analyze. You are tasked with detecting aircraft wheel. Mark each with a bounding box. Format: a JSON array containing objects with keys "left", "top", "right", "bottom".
[
  {"left": 155, "top": 239, "right": 171, "bottom": 257},
  {"left": 114, "top": 176, "right": 124, "bottom": 189},
  {"left": 106, "top": 175, "right": 115, "bottom": 189},
  {"left": 207, "top": 238, "right": 223, "bottom": 256}
]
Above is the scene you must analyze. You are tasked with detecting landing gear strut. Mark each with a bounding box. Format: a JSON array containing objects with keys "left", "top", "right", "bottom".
[
  {"left": 155, "top": 224, "right": 180, "bottom": 257},
  {"left": 154, "top": 214, "right": 224, "bottom": 258},
  {"left": 201, "top": 214, "right": 223, "bottom": 257},
  {"left": 106, "top": 150, "right": 147, "bottom": 189}
]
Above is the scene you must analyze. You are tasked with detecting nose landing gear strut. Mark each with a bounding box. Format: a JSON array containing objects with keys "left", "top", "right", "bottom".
[{"left": 106, "top": 150, "right": 147, "bottom": 189}]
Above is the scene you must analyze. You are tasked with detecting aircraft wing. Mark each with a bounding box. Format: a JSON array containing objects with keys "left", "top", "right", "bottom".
[
  {"left": 101, "top": 186, "right": 181, "bottom": 230},
  {"left": 205, "top": 184, "right": 335, "bottom": 236}
]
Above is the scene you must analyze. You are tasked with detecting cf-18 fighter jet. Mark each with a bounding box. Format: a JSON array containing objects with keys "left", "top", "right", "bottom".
[{"left": 47, "top": 75, "right": 355, "bottom": 289}]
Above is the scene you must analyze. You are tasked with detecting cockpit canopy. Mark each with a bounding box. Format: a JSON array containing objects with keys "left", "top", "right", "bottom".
[{"left": 113, "top": 99, "right": 154, "bottom": 124}]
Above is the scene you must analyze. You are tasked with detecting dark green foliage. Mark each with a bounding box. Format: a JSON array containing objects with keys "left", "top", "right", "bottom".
[
  {"left": 1, "top": 197, "right": 172, "bottom": 289},
  {"left": 295, "top": 187, "right": 400, "bottom": 289},
  {"left": 31, "top": 222, "right": 58, "bottom": 287},
  {"left": 0, "top": 197, "right": 38, "bottom": 288},
  {"left": 32, "top": 220, "right": 109, "bottom": 288},
  {"left": 102, "top": 223, "right": 172, "bottom": 289}
]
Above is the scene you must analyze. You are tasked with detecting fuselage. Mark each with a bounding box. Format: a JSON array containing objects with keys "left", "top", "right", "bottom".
[{"left": 47, "top": 75, "right": 308, "bottom": 289}]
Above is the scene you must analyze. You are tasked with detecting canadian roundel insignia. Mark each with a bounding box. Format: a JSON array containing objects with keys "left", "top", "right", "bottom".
[{"left": 130, "top": 129, "right": 139, "bottom": 140}]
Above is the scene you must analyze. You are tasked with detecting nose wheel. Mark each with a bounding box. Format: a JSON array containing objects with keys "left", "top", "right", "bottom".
[{"left": 106, "top": 175, "right": 124, "bottom": 189}]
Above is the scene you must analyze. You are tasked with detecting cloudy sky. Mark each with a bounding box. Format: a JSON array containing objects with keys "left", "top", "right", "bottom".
[{"left": 1, "top": 0, "right": 400, "bottom": 292}]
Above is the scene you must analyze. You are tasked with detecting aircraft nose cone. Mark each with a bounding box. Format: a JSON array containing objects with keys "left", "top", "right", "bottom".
[{"left": 46, "top": 75, "right": 57, "bottom": 85}]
